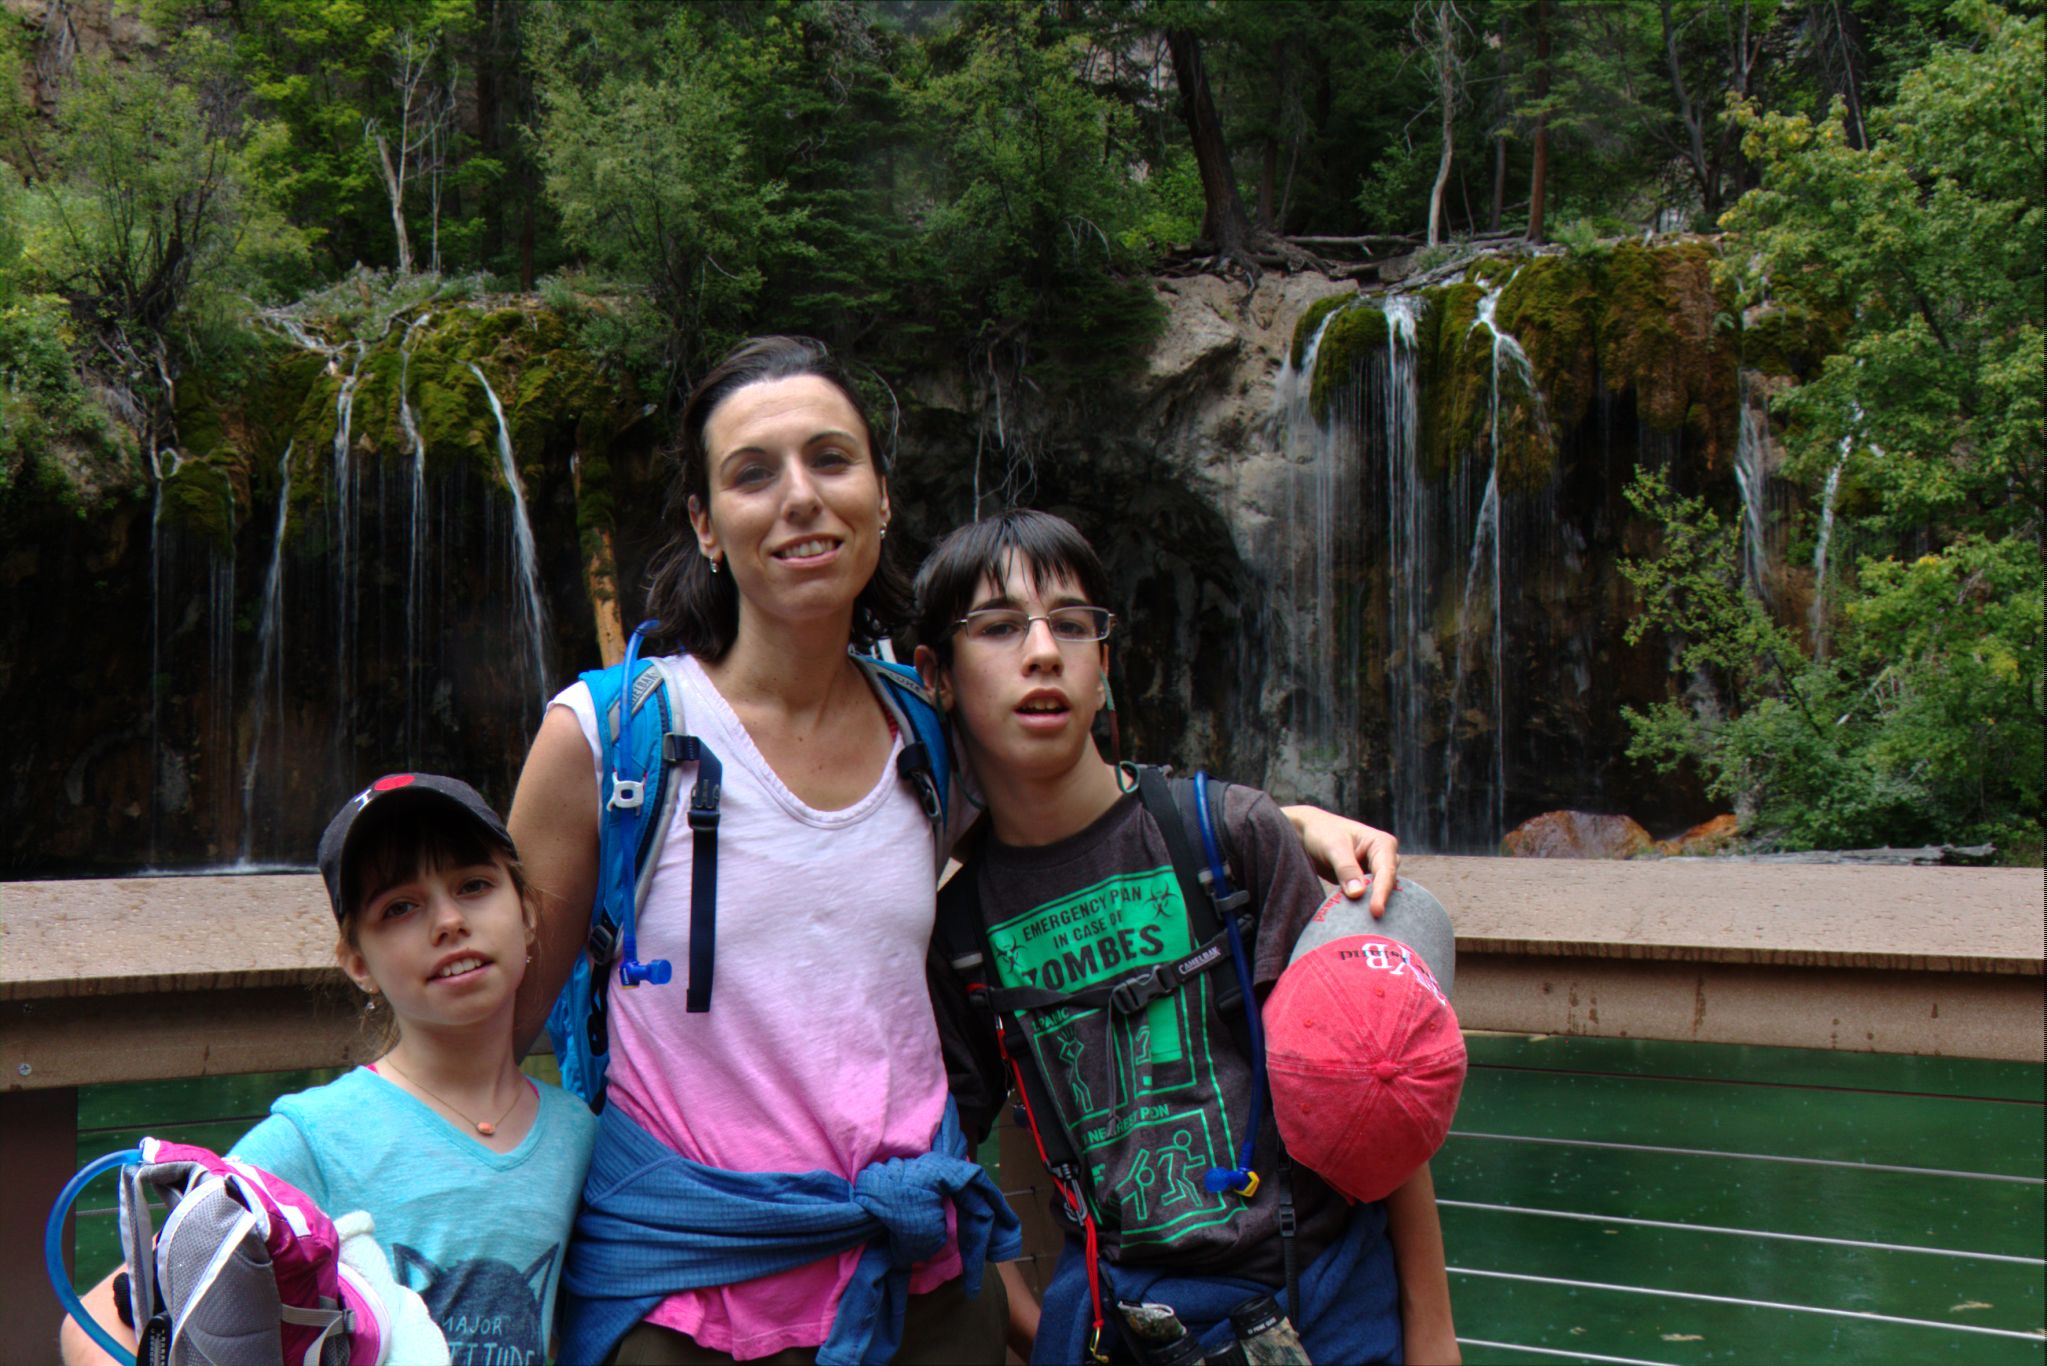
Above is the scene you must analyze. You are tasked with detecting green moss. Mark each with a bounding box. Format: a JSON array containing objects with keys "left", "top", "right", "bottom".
[
  {"left": 160, "top": 456, "right": 240, "bottom": 550},
  {"left": 1594, "top": 241, "right": 1739, "bottom": 466},
  {"left": 1495, "top": 255, "right": 1603, "bottom": 432},
  {"left": 1415, "top": 282, "right": 1490, "bottom": 478},
  {"left": 1308, "top": 305, "right": 1390, "bottom": 421},
  {"left": 1738, "top": 300, "right": 1844, "bottom": 379},
  {"left": 1291, "top": 293, "right": 1353, "bottom": 370}
]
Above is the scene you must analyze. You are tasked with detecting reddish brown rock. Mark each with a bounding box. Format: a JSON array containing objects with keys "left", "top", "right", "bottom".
[
  {"left": 1501, "top": 810, "right": 1655, "bottom": 859},
  {"left": 1656, "top": 813, "right": 1742, "bottom": 858}
]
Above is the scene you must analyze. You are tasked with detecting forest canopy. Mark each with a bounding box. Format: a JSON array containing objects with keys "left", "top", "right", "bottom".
[{"left": 3, "top": 0, "right": 2040, "bottom": 856}]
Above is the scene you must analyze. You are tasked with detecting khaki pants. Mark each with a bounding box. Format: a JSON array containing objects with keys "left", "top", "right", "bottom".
[{"left": 610, "top": 1269, "right": 1010, "bottom": 1365}]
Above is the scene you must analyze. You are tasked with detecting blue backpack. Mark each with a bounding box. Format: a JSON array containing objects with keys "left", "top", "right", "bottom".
[{"left": 543, "top": 621, "right": 953, "bottom": 1107}]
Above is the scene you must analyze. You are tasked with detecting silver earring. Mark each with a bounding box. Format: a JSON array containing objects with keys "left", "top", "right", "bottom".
[
  {"left": 365, "top": 995, "right": 378, "bottom": 1013},
  {"left": 709, "top": 556, "right": 721, "bottom": 574},
  {"left": 880, "top": 524, "right": 889, "bottom": 541}
]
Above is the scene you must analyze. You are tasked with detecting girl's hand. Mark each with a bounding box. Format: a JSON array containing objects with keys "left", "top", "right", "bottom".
[{"left": 1281, "top": 805, "right": 1400, "bottom": 916}]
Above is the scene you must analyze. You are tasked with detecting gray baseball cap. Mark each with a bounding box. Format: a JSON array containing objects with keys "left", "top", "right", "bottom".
[{"left": 1288, "top": 878, "right": 1456, "bottom": 997}]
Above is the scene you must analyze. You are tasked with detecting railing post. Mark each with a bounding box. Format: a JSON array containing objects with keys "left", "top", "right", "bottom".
[{"left": 1, "top": 1085, "right": 79, "bottom": 1366}]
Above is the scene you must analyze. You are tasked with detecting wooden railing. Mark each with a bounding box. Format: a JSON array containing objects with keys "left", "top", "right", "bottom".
[{"left": 4, "top": 858, "right": 2040, "bottom": 1361}]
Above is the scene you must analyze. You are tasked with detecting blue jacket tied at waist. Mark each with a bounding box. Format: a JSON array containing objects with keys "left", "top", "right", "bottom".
[{"left": 561, "top": 1098, "right": 1022, "bottom": 1365}]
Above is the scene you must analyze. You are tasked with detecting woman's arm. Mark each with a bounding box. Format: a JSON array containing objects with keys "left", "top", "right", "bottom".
[
  {"left": 1385, "top": 1162, "right": 1460, "bottom": 1365},
  {"left": 1281, "top": 805, "right": 1401, "bottom": 916},
  {"left": 508, "top": 705, "right": 603, "bottom": 1058}
]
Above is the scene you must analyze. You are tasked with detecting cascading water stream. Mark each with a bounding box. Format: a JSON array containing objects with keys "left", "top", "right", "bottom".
[
  {"left": 1733, "top": 369, "right": 1772, "bottom": 604},
  {"left": 1378, "top": 296, "right": 1432, "bottom": 842},
  {"left": 1441, "top": 277, "right": 1539, "bottom": 849},
  {"left": 145, "top": 445, "right": 180, "bottom": 865},
  {"left": 1271, "top": 304, "right": 1355, "bottom": 804},
  {"left": 331, "top": 343, "right": 367, "bottom": 756},
  {"left": 238, "top": 442, "right": 293, "bottom": 864},
  {"left": 468, "top": 362, "right": 551, "bottom": 712},
  {"left": 399, "top": 313, "right": 432, "bottom": 754},
  {"left": 1810, "top": 433, "right": 1852, "bottom": 655}
]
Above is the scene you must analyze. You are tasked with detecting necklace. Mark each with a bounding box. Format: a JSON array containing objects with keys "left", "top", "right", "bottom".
[{"left": 380, "top": 1059, "right": 525, "bottom": 1137}]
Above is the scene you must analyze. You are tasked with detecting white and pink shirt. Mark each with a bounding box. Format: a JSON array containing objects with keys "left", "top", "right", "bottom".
[{"left": 552, "top": 654, "right": 961, "bottom": 1358}]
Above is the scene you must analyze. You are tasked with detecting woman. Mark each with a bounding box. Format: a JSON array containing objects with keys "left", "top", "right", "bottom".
[{"left": 507, "top": 336, "right": 1397, "bottom": 1364}]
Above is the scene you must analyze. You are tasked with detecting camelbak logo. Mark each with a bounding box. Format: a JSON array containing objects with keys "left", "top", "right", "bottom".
[{"left": 1181, "top": 945, "right": 1223, "bottom": 974}]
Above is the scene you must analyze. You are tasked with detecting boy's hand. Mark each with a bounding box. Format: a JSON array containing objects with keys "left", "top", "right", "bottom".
[{"left": 1281, "top": 806, "right": 1400, "bottom": 916}]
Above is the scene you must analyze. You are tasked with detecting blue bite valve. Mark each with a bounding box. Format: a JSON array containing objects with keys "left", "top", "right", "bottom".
[{"left": 620, "top": 957, "right": 672, "bottom": 987}]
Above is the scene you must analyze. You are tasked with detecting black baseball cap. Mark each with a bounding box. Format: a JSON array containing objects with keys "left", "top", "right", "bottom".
[{"left": 317, "top": 773, "right": 515, "bottom": 922}]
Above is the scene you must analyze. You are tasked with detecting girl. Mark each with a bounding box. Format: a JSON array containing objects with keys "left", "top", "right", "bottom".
[
  {"left": 61, "top": 772, "right": 598, "bottom": 1366},
  {"left": 505, "top": 335, "right": 1401, "bottom": 1364}
]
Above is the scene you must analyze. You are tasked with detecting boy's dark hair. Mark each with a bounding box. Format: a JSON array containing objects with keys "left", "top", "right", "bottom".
[
  {"left": 912, "top": 509, "right": 1112, "bottom": 666},
  {"left": 337, "top": 801, "right": 530, "bottom": 945},
  {"left": 643, "top": 334, "right": 912, "bottom": 660}
]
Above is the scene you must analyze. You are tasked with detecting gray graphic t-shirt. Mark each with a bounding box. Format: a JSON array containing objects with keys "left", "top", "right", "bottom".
[
  {"left": 951, "top": 785, "right": 1350, "bottom": 1281},
  {"left": 233, "top": 1066, "right": 597, "bottom": 1364}
]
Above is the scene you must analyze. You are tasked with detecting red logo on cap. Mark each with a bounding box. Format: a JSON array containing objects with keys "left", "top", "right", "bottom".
[{"left": 371, "top": 774, "right": 417, "bottom": 792}]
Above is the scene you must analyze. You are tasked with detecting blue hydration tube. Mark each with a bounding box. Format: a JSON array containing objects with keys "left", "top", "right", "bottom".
[
  {"left": 1192, "top": 770, "right": 1271, "bottom": 1196},
  {"left": 47, "top": 1147, "right": 143, "bottom": 1364}
]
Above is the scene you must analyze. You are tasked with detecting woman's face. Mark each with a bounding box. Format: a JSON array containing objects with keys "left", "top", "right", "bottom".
[{"left": 689, "top": 374, "right": 890, "bottom": 633}]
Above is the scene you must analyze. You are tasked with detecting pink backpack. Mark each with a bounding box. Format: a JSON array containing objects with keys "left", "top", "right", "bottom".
[{"left": 54, "top": 1138, "right": 391, "bottom": 1365}]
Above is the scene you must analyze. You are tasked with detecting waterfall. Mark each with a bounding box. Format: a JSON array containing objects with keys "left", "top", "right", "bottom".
[
  {"left": 331, "top": 342, "right": 367, "bottom": 755},
  {"left": 1733, "top": 369, "right": 1771, "bottom": 603},
  {"left": 468, "top": 363, "right": 551, "bottom": 712},
  {"left": 1379, "top": 296, "right": 1432, "bottom": 842},
  {"left": 1439, "top": 279, "right": 1535, "bottom": 848},
  {"left": 145, "top": 445, "right": 177, "bottom": 866},
  {"left": 238, "top": 442, "right": 293, "bottom": 864},
  {"left": 399, "top": 313, "right": 432, "bottom": 755},
  {"left": 1810, "top": 435, "right": 1851, "bottom": 655}
]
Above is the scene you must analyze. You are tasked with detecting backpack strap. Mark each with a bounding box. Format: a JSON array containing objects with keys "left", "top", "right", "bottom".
[{"left": 855, "top": 653, "right": 952, "bottom": 880}]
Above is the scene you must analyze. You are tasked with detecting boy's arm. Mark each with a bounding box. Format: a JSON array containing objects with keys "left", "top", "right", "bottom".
[
  {"left": 1280, "top": 804, "right": 1400, "bottom": 916},
  {"left": 1385, "top": 1163, "right": 1460, "bottom": 1365}
]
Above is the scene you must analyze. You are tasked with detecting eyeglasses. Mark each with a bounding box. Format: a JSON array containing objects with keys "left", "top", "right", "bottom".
[{"left": 953, "top": 606, "right": 1115, "bottom": 649}]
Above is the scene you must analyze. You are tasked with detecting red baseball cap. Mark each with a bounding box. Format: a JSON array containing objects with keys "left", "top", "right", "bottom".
[{"left": 1262, "top": 932, "right": 1467, "bottom": 1203}]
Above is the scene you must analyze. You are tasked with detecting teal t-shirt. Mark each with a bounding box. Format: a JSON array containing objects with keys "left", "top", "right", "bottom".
[{"left": 232, "top": 1065, "right": 596, "bottom": 1365}]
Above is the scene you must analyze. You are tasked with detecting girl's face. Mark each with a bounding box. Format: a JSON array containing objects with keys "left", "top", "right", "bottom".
[
  {"left": 688, "top": 374, "right": 890, "bottom": 634},
  {"left": 337, "top": 854, "right": 531, "bottom": 1036}
]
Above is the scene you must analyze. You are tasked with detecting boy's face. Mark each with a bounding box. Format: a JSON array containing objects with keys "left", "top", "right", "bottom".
[{"left": 923, "top": 562, "right": 1110, "bottom": 786}]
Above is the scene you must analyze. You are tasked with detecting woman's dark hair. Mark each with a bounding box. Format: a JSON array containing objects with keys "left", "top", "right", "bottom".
[
  {"left": 643, "top": 335, "right": 911, "bottom": 660},
  {"left": 912, "top": 509, "right": 1112, "bottom": 667}
]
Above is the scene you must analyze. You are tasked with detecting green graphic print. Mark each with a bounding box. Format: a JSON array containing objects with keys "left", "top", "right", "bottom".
[{"left": 987, "top": 866, "right": 1241, "bottom": 1248}]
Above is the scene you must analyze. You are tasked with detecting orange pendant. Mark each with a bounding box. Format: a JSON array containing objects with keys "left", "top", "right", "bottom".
[{"left": 476, "top": 1122, "right": 496, "bottom": 1136}]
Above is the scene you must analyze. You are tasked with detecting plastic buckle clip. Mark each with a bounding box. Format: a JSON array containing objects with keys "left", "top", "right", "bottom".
[
  {"left": 1110, "top": 964, "right": 1174, "bottom": 1015},
  {"left": 687, "top": 778, "right": 721, "bottom": 831},
  {"left": 607, "top": 776, "right": 644, "bottom": 811}
]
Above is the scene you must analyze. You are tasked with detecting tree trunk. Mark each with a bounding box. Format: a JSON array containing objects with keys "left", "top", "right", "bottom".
[
  {"left": 1426, "top": 2, "right": 1456, "bottom": 247},
  {"left": 1257, "top": 138, "right": 1278, "bottom": 232},
  {"left": 1165, "top": 28, "right": 1254, "bottom": 266},
  {"left": 571, "top": 452, "right": 626, "bottom": 667},
  {"left": 1527, "top": 0, "right": 1551, "bottom": 243},
  {"left": 374, "top": 131, "right": 415, "bottom": 275}
]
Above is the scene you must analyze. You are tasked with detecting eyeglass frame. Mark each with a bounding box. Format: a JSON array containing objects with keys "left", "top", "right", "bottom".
[{"left": 950, "top": 605, "right": 1117, "bottom": 649}]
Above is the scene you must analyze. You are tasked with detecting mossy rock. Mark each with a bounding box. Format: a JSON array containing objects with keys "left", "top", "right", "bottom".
[
  {"left": 160, "top": 455, "right": 243, "bottom": 551},
  {"left": 1738, "top": 300, "right": 1844, "bottom": 379},
  {"left": 1308, "top": 305, "right": 1391, "bottom": 421},
  {"left": 1594, "top": 242, "right": 1739, "bottom": 465},
  {"left": 1291, "top": 293, "right": 1354, "bottom": 370},
  {"left": 1495, "top": 255, "right": 1603, "bottom": 433},
  {"left": 1414, "top": 282, "right": 1491, "bottom": 479}
]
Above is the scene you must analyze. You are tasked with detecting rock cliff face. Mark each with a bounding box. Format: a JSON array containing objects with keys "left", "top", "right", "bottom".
[{"left": 4, "top": 244, "right": 1781, "bottom": 873}]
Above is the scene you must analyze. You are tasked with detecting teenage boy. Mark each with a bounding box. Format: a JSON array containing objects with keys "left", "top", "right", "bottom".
[{"left": 914, "top": 510, "right": 1458, "bottom": 1365}]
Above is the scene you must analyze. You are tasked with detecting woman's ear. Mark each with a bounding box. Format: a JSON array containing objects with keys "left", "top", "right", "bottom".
[
  {"left": 688, "top": 494, "right": 718, "bottom": 562},
  {"left": 877, "top": 477, "right": 892, "bottom": 530},
  {"left": 912, "top": 643, "right": 951, "bottom": 709}
]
